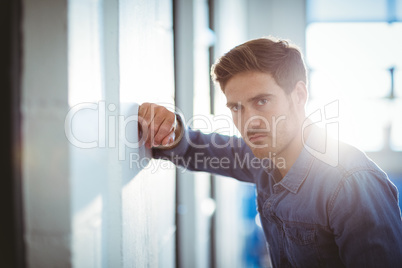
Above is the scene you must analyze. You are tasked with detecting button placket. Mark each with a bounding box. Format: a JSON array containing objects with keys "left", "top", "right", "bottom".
[
  {"left": 262, "top": 198, "right": 274, "bottom": 221},
  {"left": 263, "top": 195, "right": 281, "bottom": 223},
  {"left": 273, "top": 184, "right": 284, "bottom": 194}
]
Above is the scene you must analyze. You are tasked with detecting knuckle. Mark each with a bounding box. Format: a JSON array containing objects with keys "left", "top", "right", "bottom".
[
  {"left": 140, "top": 102, "right": 150, "bottom": 111},
  {"left": 148, "top": 124, "right": 156, "bottom": 133},
  {"left": 159, "top": 125, "right": 170, "bottom": 133},
  {"left": 166, "top": 115, "right": 175, "bottom": 125},
  {"left": 151, "top": 118, "right": 162, "bottom": 127},
  {"left": 154, "top": 135, "right": 162, "bottom": 143},
  {"left": 155, "top": 106, "right": 166, "bottom": 113},
  {"left": 150, "top": 103, "right": 160, "bottom": 109}
]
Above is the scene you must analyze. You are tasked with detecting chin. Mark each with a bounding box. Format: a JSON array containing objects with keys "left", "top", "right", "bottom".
[{"left": 251, "top": 147, "right": 273, "bottom": 159}]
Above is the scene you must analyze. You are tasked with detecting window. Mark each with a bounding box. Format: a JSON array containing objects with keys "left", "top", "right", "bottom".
[{"left": 306, "top": 0, "right": 402, "bottom": 152}]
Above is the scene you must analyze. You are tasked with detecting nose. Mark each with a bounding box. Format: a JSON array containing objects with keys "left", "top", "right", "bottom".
[
  {"left": 248, "top": 117, "right": 262, "bottom": 129},
  {"left": 243, "top": 110, "right": 262, "bottom": 129}
]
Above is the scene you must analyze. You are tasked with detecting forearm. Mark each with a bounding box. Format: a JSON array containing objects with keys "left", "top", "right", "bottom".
[{"left": 152, "top": 122, "right": 260, "bottom": 183}]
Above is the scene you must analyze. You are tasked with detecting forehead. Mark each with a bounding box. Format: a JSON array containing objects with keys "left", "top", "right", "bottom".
[{"left": 224, "top": 71, "right": 283, "bottom": 101}]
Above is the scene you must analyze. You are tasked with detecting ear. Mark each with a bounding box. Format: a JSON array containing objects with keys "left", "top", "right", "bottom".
[{"left": 291, "top": 81, "right": 308, "bottom": 108}]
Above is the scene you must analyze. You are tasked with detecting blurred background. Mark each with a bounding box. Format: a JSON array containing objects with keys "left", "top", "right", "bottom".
[{"left": 2, "top": 0, "right": 402, "bottom": 267}]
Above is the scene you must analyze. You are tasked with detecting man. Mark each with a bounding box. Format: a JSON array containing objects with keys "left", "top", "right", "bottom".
[{"left": 138, "top": 37, "right": 402, "bottom": 267}]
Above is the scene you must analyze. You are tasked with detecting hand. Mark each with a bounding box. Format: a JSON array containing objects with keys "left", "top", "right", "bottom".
[{"left": 138, "top": 102, "right": 181, "bottom": 149}]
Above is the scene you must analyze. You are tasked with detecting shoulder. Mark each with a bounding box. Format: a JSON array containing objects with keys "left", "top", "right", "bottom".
[
  {"left": 305, "top": 125, "right": 386, "bottom": 180},
  {"left": 303, "top": 127, "right": 393, "bottom": 198},
  {"left": 326, "top": 141, "right": 399, "bottom": 211},
  {"left": 328, "top": 140, "right": 388, "bottom": 186}
]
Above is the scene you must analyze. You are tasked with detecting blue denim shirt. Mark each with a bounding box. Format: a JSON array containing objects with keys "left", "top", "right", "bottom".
[{"left": 153, "top": 125, "right": 402, "bottom": 267}]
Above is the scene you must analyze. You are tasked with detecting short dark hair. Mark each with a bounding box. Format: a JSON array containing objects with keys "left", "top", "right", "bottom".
[{"left": 211, "top": 37, "right": 307, "bottom": 94}]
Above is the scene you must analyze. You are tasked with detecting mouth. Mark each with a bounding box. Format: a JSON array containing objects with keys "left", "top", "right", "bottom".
[{"left": 247, "top": 132, "right": 269, "bottom": 143}]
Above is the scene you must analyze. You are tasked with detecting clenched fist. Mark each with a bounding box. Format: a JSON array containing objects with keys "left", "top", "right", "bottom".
[{"left": 138, "top": 103, "right": 182, "bottom": 149}]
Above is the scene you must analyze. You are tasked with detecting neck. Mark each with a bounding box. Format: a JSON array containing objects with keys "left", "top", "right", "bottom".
[{"left": 274, "top": 119, "right": 311, "bottom": 178}]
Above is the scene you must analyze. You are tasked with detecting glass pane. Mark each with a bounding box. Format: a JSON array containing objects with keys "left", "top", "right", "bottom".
[
  {"left": 307, "top": 0, "right": 388, "bottom": 22},
  {"left": 397, "top": 0, "right": 402, "bottom": 21},
  {"left": 306, "top": 23, "right": 392, "bottom": 70},
  {"left": 395, "top": 69, "right": 402, "bottom": 97},
  {"left": 307, "top": 99, "right": 388, "bottom": 151},
  {"left": 309, "top": 69, "right": 390, "bottom": 99},
  {"left": 340, "top": 99, "right": 388, "bottom": 151},
  {"left": 391, "top": 100, "right": 402, "bottom": 150},
  {"left": 390, "top": 23, "right": 402, "bottom": 67},
  {"left": 68, "top": 0, "right": 103, "bottom": 106}
]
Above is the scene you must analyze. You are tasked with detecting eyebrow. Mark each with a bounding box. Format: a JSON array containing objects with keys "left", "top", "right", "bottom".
[{"left": 226, "top": 94, "right": 273, "bottom": 108}]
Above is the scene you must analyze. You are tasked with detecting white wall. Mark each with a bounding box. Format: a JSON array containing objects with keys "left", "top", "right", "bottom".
[
  {"left": 22, "top": 0, "right": 176, "bottom": 267},
  {"left": 119, "top": 0, "right": 176, "bottom": 266}
]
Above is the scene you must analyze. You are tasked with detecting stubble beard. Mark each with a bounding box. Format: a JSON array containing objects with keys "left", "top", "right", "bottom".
[{"left": 247, "top": 135, "right": 279, "bottom": 159}]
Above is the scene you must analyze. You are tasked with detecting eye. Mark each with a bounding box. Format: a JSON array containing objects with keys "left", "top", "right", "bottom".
[
  {"left": 231, "top": 104, "right": 242, "bottom": 112},
  {"left": 257, "top": 99, "right": 268, "bottom": 106}
]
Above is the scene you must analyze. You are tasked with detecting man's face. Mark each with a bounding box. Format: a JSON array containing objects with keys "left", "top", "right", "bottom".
[{"left": 224, "top": 71, "right": 303, "bottom": 159}]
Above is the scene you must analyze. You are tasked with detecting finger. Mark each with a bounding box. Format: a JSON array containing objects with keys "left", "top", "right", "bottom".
[
  {"left": 161, "top": 130, "right": 176, "bottom": 146},
  {"left": 138, "top": 103, "right": 151, "bottom": 144},
  {"left": 149, "top": 113, "right": 164, "bottom": 142},
  {"left": 138, "top": 102, "right": 151, "bottom": 123},
  {"left": 138, "top": 103, "right": 175, "bottom": 148},
  {"left": 147, "top": 112, "right": 164, "bottom": 147},
  {"left": 141, "top": 103, "right": 160, "bottom": 148},
  {"left": 137, "top": 115, "right": 149, "bottom": 147},
  {"left": 153, "top": 116, "right": 176, "bottom": 146},
  {"left": 148, "top": 105, "right": 175, "bottom": 147}
]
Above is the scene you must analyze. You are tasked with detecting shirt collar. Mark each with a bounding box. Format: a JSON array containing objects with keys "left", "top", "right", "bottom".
[{"left": 275, "top": 125, "right": 325, "bottom": 194}]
